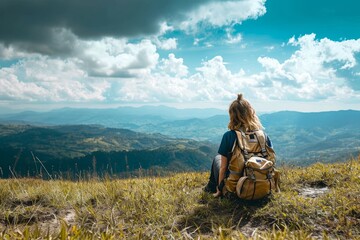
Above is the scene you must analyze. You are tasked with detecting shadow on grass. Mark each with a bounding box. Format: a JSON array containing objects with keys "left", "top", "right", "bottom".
[
  {"left": 1, "top": 195, "right": 57, "bottom": 226},
  {"left": 176, "top": 192, "right": 271, "bottom": 235}
]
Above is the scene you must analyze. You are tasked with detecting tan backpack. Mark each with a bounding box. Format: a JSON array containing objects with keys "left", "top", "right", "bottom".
[{"left": 224, "top": 130, "right": 280, "bottom": 200}]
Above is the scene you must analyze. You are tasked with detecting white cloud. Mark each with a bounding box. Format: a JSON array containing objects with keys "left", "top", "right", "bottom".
[
  {"left": 153, "top": 37, "right": 177, "bottom": 50},
  {"left": 78, "top": 38, "right": 159, "bottom": 77},
  {"left": 190, "top": 56, "right": 251, "bottom": 100},
  {"left": 225, "top": 28, "right": 242, "bottom": 44},
  {"left": 257, "top": 57, "right": 282, "bottom": 72},
  {"left": 264, "top": 46, "right": 275, "bottom": 51},
  {"left": 158, "top": 22, "right": 174, "bottom": 35},
  {"left": 159, "top": 54, "right": 188, "bottom": 77},
  {"left": 193, "top": 38, "right": 200, "bottom": 46},
  {"left": 204, "top": 42, "right": 214, "bottom": 48},
  {"left": 0, "top": 57, "right": 110, "bottom": 102},
  {"left": 180, "top": 0, "right": 266, "bottom": 31},
  {"left": 0, "top": 68, "right": 48, "bottom": 101},
  {"left": 289, "top": 34, "right": 360, "bottom": 69},
  {"left": 254, "top": 34, "right": 360, "bottom": 100},
  {"left": 2, "top": 28, "right": 161, "bottom": 78},
  {"left": 195, "top": 56, "right": 231, "bottom": 82},
  {"left": 0, "top": 36, "right": 160, "bottom": 103},
  {"left": 288, "top": 36, "right": 296, "bottom": 45},
  {"left": 115, "top": 55, "right": 253, "bottom": 103}
]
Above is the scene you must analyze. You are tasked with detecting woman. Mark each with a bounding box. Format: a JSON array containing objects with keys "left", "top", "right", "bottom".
[{"left": 204, "top": 93, "right": 275, "bottom": 197}]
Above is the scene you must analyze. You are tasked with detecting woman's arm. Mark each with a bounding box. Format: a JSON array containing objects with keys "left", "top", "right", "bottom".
[
  {"left": 218, "top": 155, "right": 227, "bottom": 186},
  {"left": 213, "top": 155, "right": 228, "bottom": 197}
]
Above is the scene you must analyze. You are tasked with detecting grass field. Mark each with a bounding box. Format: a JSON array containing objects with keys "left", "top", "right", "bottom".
[{"left": 0, "top": 156, "right": 359, "bottom": 239}]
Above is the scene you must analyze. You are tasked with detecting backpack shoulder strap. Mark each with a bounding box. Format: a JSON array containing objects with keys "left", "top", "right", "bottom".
[
  {"left": 235, "top": 130, "right": 250, "bottom": 160},
  {"left": 253, "top": 130, "right": 268, "bottom": 158},
  {"left": 224, "top": 131, "right": 242, "bottom": 178},
  {"left": 234, "top": 130, "right": 245, "bottom": 149},
  {"left": 231, "top": 135, "right": 238, "bottom": 153}
]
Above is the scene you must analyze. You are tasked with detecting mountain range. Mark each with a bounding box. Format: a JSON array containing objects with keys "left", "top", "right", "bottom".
[
  {"left": 0, "top": 106, "right": 226, "bottom": 126},
  {"left": 0, "top": 106, "right": 359, "bottom": 176}
]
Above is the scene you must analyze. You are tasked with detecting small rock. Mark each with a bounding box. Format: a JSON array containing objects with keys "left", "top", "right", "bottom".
[{"left": 299, "top": 187, "right": 329, "bottom": 198}]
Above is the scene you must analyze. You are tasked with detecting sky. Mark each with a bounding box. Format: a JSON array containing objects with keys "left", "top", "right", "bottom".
[{"left": 0, "top": 0, "right": 360, "bottom": 113}]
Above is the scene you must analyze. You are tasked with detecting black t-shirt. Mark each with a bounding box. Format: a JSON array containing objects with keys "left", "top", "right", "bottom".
[{"left": 218, "top": 130, "right": 273, "bottom": 157}]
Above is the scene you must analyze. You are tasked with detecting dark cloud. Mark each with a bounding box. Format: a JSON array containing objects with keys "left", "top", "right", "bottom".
[
  {"left": 0, "top": 0, "right": 213, "bottom": 54},
  {"left": 5, "top": 28, "right": 79, "bottom": 56}
]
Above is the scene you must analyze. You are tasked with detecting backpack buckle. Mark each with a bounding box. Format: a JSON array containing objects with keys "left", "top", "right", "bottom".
[
  {"left": 247, "top": 168, "right": 256, "bottom": 180},
  {"left": 261, "top": 148, "right": 268, "bottom": 158},
  {"left": 250, "top": 174, "right": 256, "bottom": 181},
  {"left": 243, "top": 149, "right": 249, "bottom": 160}
]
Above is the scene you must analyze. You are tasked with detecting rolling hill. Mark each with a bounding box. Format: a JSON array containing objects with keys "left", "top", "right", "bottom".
[
  {"left": 0, "top": 124, "right": 217, "bottom": 178},
  {"left": 0, "top": 107, "right": 359, "bottom": 167},
  {"left": 261, "top": 110, "right": 360, "bottom": 165}
]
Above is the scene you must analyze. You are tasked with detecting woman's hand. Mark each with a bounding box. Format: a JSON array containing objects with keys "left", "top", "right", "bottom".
[
  {"left": 213, "top": 187, "right": 222, "bottom": 197},
  {"left": 213, "top": 155, "right": 227, "bottom": 198}
]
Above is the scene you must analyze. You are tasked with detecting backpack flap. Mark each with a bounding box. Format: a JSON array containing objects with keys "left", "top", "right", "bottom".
[
  {"left": 247, "top": 157, "right": 273, "bottom": 180},
  {"left": 236, "top": 156, "right": 276, "bottom": 200},
  {"left": 236, "top": 177, "right": 275, "bottom": 200}
]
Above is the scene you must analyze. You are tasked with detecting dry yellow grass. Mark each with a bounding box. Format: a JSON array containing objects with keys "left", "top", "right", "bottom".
[{"left": 0, "top": 156, "right": 359, "bottom": 239}]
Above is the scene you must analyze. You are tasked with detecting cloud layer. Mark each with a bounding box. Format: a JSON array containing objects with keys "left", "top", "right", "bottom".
[
  {"left": 0, "top": 1, "right": 359, "bottom": 110},
  {"left": 1, "top": 34, "right": 359, "bottom": 105}
]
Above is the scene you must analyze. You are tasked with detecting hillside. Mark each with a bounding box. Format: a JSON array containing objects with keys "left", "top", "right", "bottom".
[
  {"left": 135, "top": 110, "right": 360, "bottom": 164},
  {"left": 1, "top": 108, "right": 359, "bottom": 166},
  {"left": 0, "top": 124, "right": 217, "bottom": 178},
  {"left": 0, "top": 157, "right": 359, "bottom": 239},
  {"left": 261, "top": 110, "right": 360, "bottom": 165}
]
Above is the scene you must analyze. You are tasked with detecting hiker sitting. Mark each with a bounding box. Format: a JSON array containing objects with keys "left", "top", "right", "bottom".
[{"left": 205, "top": 93, "right": 278, "bottom": 199}]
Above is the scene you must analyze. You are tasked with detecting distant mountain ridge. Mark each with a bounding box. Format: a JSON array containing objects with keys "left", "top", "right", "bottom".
[
  {"left": 261, "top": 110, "right": 359, "bottom": 129},
  {"left": 0, "top": 106, "right": 226, "bottom": 126},
  {"left": 0, "top": 107, "right": 359, "bottom": 166}
]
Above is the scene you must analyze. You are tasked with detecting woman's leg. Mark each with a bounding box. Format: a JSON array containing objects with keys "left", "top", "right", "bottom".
[{"left": 204, "top": 154, "right": 221, "bottom": 193}]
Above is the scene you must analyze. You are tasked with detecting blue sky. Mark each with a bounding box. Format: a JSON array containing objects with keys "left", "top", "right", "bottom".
[{"left": 0, "top": 0, "right": 359, "bottom": 113}]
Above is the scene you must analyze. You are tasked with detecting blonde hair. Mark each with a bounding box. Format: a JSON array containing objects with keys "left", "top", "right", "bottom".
[{"left": 227, "top": 94, "right": 263, "bottom": 131}]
